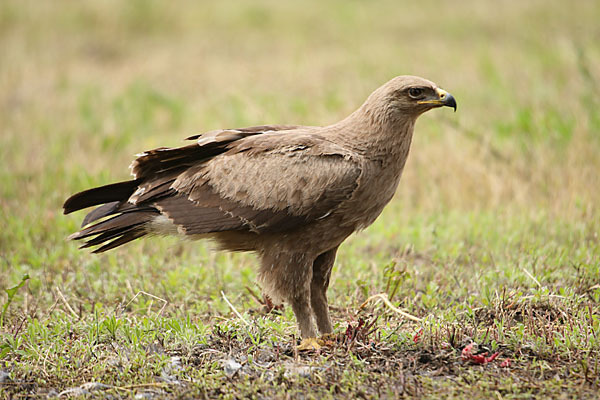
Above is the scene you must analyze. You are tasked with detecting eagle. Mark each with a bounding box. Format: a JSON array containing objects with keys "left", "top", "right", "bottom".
[{"left": 63, "top": 75, "right": 456, "bottom": 350}]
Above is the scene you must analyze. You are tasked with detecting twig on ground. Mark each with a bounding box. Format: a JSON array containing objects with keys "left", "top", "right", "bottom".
[
  {"left": 125, "top": 291, "right": 168, "bottom": 315},
  {"left": 519, "top": 294, "right": 567, "bottom": 300},
  {"left": 521, "top": 267, "right": 541, "bottom": 288},
  {"left": 117, "top": 382, "right": 174, "bottom": 390},
  {"left": 245, "top": 285, "right": 264, "bottom": 305},
  {"left": 221, "top": 291, "right": 250, "bottom": 327},
  {"left": 54, "top": 287, "right": 79, "bottom": 319},
  {"left": 360, "top": 293, "right": 422, "bottom": 322}
]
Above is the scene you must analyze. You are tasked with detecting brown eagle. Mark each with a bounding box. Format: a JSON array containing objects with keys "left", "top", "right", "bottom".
[{"left": 63, "top": 75, "right": 456, "bottom": 349}]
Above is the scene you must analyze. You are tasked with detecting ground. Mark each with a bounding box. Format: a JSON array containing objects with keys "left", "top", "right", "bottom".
[{"left": 1, "top": 0, "right": 599, "bottom": 398}]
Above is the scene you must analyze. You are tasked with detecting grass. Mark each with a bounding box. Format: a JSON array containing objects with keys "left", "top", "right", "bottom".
[{"left": 1, "top": 0, "right": 599, "bottom": 398}]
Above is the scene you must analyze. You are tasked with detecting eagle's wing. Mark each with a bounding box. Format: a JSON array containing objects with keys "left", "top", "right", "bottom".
[
  {"left": 64, "top": 126, "right": 361, "bottom": 251},
  {"left": 156, "top": 133, "right": 362, "bottom": 235}
]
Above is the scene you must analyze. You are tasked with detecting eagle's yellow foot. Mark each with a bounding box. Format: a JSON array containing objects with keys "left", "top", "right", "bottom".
[{"left": 297, "top": 337, "right": 323, "bottom": 351}]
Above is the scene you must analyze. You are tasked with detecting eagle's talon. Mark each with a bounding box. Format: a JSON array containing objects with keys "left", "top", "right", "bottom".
[{"left": 297, "top": 337, "right": 323, "bottom": 351}]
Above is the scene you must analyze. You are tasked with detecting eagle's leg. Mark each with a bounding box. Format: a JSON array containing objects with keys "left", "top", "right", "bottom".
[
  {"left": 287, "top": 261, "right": 322, "bottom": 351},
  {"left": 290, "top": 293, "right": 317, "bottom": 339},
  {"left": 260, "top": 251, "right": 319, "bottom": 348},
  {"left": 310, "top": 246, "right": 338, "bottom": 335}
]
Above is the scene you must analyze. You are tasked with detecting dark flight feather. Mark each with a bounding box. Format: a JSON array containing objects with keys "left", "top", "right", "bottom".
[{"left": 63, "top": 179, "right": 142, "bottom": 215}]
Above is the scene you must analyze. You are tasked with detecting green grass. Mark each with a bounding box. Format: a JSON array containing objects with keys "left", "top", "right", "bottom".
[{"left": 1, "top": 0, "right": 600, "bottom": 398}]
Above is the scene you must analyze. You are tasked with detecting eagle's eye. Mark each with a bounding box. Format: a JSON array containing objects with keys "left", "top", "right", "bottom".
[{"left": 408, "top": 87, "right": 424, "bottom": 99}]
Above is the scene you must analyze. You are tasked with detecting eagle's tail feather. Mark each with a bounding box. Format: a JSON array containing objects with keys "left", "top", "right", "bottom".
[
  {"left": 92, "top": 227, "right": 148, "bottom": 253},
  {"left": 67, "top": 208, "right": 159, "bottom": 252},
  {"left": 63, "top": 179, "right": 142, "bottom": 215}
]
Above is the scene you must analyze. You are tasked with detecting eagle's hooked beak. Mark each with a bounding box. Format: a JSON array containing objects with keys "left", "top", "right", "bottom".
[{"left": 418, "top": 88, "right": 457, "bottom": 112}]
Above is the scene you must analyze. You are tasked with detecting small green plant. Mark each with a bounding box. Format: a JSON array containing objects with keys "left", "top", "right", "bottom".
[
  {"left": 1, "top": 274, "right": 29, "bottom": 327},
  {"left": 382, "top": 261, "right": 410, "bottom": 303},
  {"left": 102, "top": 314, "right": 123, "bottom": 341}
]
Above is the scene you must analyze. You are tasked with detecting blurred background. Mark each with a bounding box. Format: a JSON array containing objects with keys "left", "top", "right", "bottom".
[{"left": 1, "top": 0, "right": 599, "bottom": 310}]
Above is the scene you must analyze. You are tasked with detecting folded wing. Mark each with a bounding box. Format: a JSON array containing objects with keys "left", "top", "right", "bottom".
[{"left": 63, "top": 126, "right": 361, "bottom": 252}]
